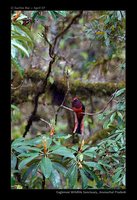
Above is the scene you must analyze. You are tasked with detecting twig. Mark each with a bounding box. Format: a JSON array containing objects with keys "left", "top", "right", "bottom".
[
  {"left": 23, "top": 55, "right": 56, "bottom": 137},
  {"left": 51, "top": 11, "right": 83, "bottom": 56},
  {"left": 60, "top": 89, "right": 118, "bottom": 117},
  {"left": 40, "top": 118, "right": 52, "bottom": 129}
]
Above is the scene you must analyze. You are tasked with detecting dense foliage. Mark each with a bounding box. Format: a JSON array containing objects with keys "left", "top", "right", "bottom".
[{"left": 11, "top": 10, "right": 126, "bottom": 189}]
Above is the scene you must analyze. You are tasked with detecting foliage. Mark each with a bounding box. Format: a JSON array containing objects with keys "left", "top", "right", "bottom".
[{"left": 11, "top": 12, "right": 34, "bottom": 78}]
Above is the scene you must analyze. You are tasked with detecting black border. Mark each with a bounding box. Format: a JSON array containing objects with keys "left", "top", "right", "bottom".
[{"left": 0, "top": 1, "right": 132, "bottom": 198}]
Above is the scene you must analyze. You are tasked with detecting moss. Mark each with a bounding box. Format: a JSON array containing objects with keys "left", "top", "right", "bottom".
[{"left": 11, "top": 68, "right": 125, "bottom": 104}]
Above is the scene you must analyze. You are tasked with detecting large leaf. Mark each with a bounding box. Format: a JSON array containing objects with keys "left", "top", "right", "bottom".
[
  {"left": 79, "top": 169, "right": 88, "bottom": 189},
  {"left": 49, "top": 169, "right": 61, "bottom": 188},
  {"left": 52, "top": 162, "right": 67, "bottom": 175},
  {"left": 18, "top": 154, "right": 39, "bottom": 170},
  {"left": 67, "top": 165, "right": 78, "bottom": 188},
  {"left": 52, "top": 147, "right": 75, "bottom": 158},
  {"left": 40, "top": 157, "right": 52, "bottom": 178},
  {"left": 21, "top": 163, "right": 38, "bottom": 183}
]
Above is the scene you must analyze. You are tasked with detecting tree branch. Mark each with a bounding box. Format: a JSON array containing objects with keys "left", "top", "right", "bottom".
[{"left": 60, "top": 89, "right": 118, "bottom": 117}]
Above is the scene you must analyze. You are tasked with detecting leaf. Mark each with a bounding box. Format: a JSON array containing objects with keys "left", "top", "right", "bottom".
[
  {"left": 68, "top": 165, "right": 78, "bottom": 188},
  {"left": 49, "top": 169, "right": 61, "bottom": 188},
  {"left": 18, "top": 154, "right": 39, "bottom": 170},
  {"left": 13, "top": 22, "right": 33, "bottom": 40},
  {"left": 83, "top": 147, "right": 97, "bottom": 158},
  {"left": 112, "top": 168, "right": 123, "bottom": 182},
  {"left": 52, "top": 147, "right": 75, "bottom": 158},
  {"left": 117, "top": 111, "right": 123, "bottom": 120},
  {"left": 122, "top": 174, "right": 126, "bottom": 186},
  {"left": 11, "top": 137, "right": 25, "bottom": 147},
  {"left": 98, "top": 160, "right": 111, "bottom": 169},
  {"left": 84, "top": 161, "right": 105, "bottom": 173},
  {"left": 18, "top": 152, "right": 40, "bottom": 158},
  {"left": 16, "top": 14, "right": 28, "bottom": 21},
  {"left": 11, "top": 35, "right": 33, "bottom": 47},
  {"left": 40, "top": 157, "right": 52, "bottom": 178},
  {"left": 55, "top": 11, "right": 67, "bottom": 17},
  {"left": 11, "top": 57, "right": 24, "bottom": 78},
  {"left": 115, "top": 88, "right": 125, "bottom": 97},
  {"left": 110, "top": 112, "right": 116, "bottom": 123},
  {"left": 36, "top": 15, "right": 47, "bottom": 21},
  {"left": 11, "top": 104, "right": 19, "bottom": 111},
  {"left": 52, "top": 162, "right": 67, "bottom": 175},
  {"left": 21, "top": 163, "right": 38, "bottom": 183},
  {"left": 11, "top": 154, "right": 17, "bottom": 170},
  {"left": 103, "top": 119, "right": 111, "bottom": 129},
  {"left": 79, "top": 169, "right": 88, "bottom": 189},
  {"left": 84, "top": 147, "right": 97, "bottom": 153},
  {"left": 11, "top": 40, "right": 30, "bottom": 57}
]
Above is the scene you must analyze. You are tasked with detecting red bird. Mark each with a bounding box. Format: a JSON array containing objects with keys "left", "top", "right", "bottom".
[{"left": 72, "top": 97, "right": 85, "bottom": 135}]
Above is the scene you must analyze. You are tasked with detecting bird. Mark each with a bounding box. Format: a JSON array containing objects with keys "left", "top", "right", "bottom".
[{"left": 72, "top": 97, "right": 85, "bottom": 135}]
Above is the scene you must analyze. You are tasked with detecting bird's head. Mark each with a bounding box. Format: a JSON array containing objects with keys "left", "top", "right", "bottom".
[{"left": 72, "top": 97, "right": 82, "bottom": 108}]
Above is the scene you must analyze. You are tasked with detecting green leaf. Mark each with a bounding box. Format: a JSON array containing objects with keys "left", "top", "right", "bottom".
[
  {"left": 11, "top": 154, "right": 17, "bottom": 170},
  {"left": 68, "top": 165, "right": 78, "bottom": 188},
  {"left": 40, "top": 157, "right": 52, "bottom": 178},
  {"left": 115, "top": 88, "right": 125, "bottom": 97},
  {"left": 18, "top": 152, "right": 40, "bottom": 158},
  {"left": 18, "top": 154, "right": 39, "bottom": 170},
  {"left": 36, "top": 15, "right": 47, "bottom": 21},
  {"left": 110, "top": 112, "right": 116, "bottom": 123},
  {"left": 13, "top": 22, "right": 33, "bottom": 40},
  {"left": 11, "top": 35, "right": 33, "bottom": 47},
  {"left": 98, "top": 160, "right": 111, "bottom": 169},
  {"left": 52, "top": 162, "right": 67, "bottom": 175},
  {"left": 11, "top": 57, "right": 24, "bottom": 78},
  {"left": 103, "top": 119, "right": 111, "bottom": 129},
  {"left": 11, "top": 104, "right": 19, "bottom": 111},
  {"left": 11, "top": 40, "right": 29, "bottom": 57},
  {"left": 84, "top": 147, "right": 97, "bottom": 154},
  {"left": 117, "top": 111, "right": 123, "bottom": 120},
  {"left": 112, "top": 168, "right": 123, "bottom": 182},
  {"left": 55, "top": 11, "right": 67, "bottom": 17},
  {"left": 83, "top": 147, "right": 97, "bottom": 158},
  {"left": 21, "top": 163, "right": 38, "bottom": 183},
  {"left": 84, "top": 161, "right": 105, "bottom": 173},
  {"left": 122, "top": 174, "right": 126, "bottom": 186},
  {"left": 16, "top": 14, "right": 28, "bottom": 21},
  {"left": 11, "top": 137, "right": 25, "bottom": 147},
  {"left": 52, "top": 147, "right": 75, "bottom": 158},
  {"left": 79, "top": 169, "right": 88, "bottom": 189},
  {"left": 49, "top": 169, "right": 61, "bottom": 188},
  {"left": 31, "top": 11, "right": 39, "bottom": 21}
]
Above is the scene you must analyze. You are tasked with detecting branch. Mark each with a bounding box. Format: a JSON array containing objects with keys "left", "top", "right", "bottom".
[
  {"left": 51, "top": 11, "right": 83, "bottom": 56},
  {"left": 60, "top": 89, "right": 118, "bottom": 117},
  {"left": 22, "top": 12, "right": 83, "bottom": 137},
  {"left": 23, "top": 55, "right": 56, "bottom": 137}
]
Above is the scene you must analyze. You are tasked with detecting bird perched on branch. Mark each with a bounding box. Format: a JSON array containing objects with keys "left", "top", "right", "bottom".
[{"left": 72, "top": 97, "right": 85, "bottom": 135}]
